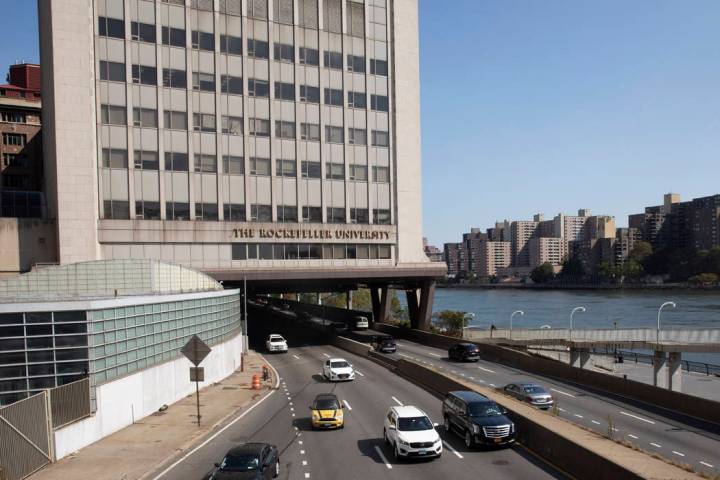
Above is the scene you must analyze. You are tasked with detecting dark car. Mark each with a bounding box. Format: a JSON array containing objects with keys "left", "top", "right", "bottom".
[
  {"left": 448, "top": 343, "right": 480, "bottom": 362},
  {"left": 372, "top": 335, "right": 397, "bottom": 353},
  {"left": 327, "top": 322, "right": 349, "bottom": 335},
  {"left": 503, "top": 382, "right": 554, "bottom": 409},
  {"left": 210, "top": 443, "right": 280, "bottom": 479},
  {"left": 441, "top": 391, "right": 516, "bottom": 448}
]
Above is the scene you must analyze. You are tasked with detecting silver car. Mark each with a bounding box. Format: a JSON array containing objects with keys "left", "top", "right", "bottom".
[{"left": 503, "top": 383, "right": 554, "bottom": 409}]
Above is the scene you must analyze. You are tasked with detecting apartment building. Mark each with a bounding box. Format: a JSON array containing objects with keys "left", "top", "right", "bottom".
[{"left": 528, "top": 237, "right": 568, "bottom": 269}]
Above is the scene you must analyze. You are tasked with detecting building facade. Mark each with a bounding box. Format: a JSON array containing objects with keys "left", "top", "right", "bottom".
[
  {"left": 476, "top": 240, "right": 510, "bottom": 277},
  {"left": 510, "top": 220, "right": 538, "bottom": 267},
  {"left": 528, "top": 237, "right": 568, "bottom": 269}
]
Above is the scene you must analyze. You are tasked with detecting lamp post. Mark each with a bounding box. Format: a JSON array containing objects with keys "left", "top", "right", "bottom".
[
  {"left": 569, "top": 306, "right": 586, "bottom": 341},
  {"left": 657, "top": 301, "right": 676, "bottom": 345},
  {"left": 510, "top": 310, "right": 524, "bottom": 339}
]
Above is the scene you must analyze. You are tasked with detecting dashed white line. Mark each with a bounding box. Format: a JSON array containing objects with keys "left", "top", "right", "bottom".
[
  {"left": 574, "top": 414, "right": 584, "bottom": 419},
  {"left": 322, "top": 353, "right": 331, "bottom": 358},
  {"left": 343, "top": 399, "right": 353, "bottom": 411},
  {"left": 442, "top": 440, "right": 464, "bottom": 459},
  {"left": 619, "top": 411, "right": 655, "bottom": 425},
  {"left": 558, "top": 408, "right": 566, "bottom": 412},
  {"left": 290, "top": 407, "right": 294, "bottom": 411},
  {"left": 355, "top": 370, "right": 365, "bottom": 377},
  {"left": 672, "top": 451, "right": 685, "bottom": 457},
  {"left": 489, "top": 383, "right": 496, "bottom": 387},
  {"left": 591, "top": 420, "right": 601, "bottom": 425},
  {"left": 299, "top": 441, "right": 303, "bottom": 445},
  {"left": 398, "top": 353, "right": 413, "bottom": 358},
  {"left": 650, "top": 443, "right": 662, "bottom": 448},
  {"left": 374, "top": 446, "right": 393, "bottom": 469},
  {"left": 428, "top": 352, "right": 441, "bottom": 358},
  {"left": 292, "top": 354, "right": 300, "bottom": 360},
  {"left": 300, "top": 450, "right": 306, "bottom": 454},
  {"left": 302, "top": 460, "right": 307, "bottom": 466},
  {"left": 477, "top": 366, "right": 495, "bottom": 373},
  {"left": 700, "top": 461, "right": 714, "bottom": 468},
  {"left": 392, "top": 396, "right": 404, "bottom": 406},
  {"left": 469, "top": 376, "right": 475, "bottom": 380},
  {"left": 450, "top": 370, "right": 458, "bottom": 374},
  {"left": 550, "top": 388, "right": 575, "bottom": 398},
  {"left": 304, "top": 473, "right": 310, "bottom": 478},
  {"left": 627, "top": 434, "right": 639, "bottom": 439}
]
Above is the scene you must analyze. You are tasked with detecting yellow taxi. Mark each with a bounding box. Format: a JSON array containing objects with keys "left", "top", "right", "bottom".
[{"left": 310, "top": 393, "right": 345, "bottom": 429}]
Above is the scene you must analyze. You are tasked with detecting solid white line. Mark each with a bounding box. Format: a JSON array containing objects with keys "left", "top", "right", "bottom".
[
  {"left": 650, "top": 443, "right": 662, "bottom": 448},
  {"left": 343, "top": 400, "right": 353, "bottom": 411},
  {"left": 489, "top": 383, "right": 496, "bottom": 387},
  {"left": 591, "top": 420, "right": 601, "bottom": 425},
  {"left": 442, "top": 440, "right": 464, "bottom": 459},
  {"left": 293, "top": 355, "right": 300, "bottom": 360},
  {"left": 355, "top": 370, "right": 365, "bottom": 377},
  {"left": 574, "top": 414, "right": 584, "bottom": 419},
  {"left": 477, "top": 366, "right": 495, "bottom": 373},
  {"left": 700, "top": 461, "right": 714, "bottom": 468},
  {"left": 322, "top": 353, "right": 331, "bottom": 358},
  {"left": 672, "top": 451, "right": 685, "bottom": 457},
  {"left": 398, "top": 353, "right": 412, "bottom": 358},
  {"left": 550, "top": 388, "right": 575, "bottom": 398},
  {"left": 392, "top": 396, "right": 403, "bottom": 406},
  {"left": 374, "top": 446, "right": 393, "bottom": 469},
  {"left": 620, "top": 411, "right": 655, "bottom": 425},
  {"left": 628, "top": 434, "right": 639, "bottom": 439},
  {"left": 428, "top": 352, "right": 441, "bottom": 357}
]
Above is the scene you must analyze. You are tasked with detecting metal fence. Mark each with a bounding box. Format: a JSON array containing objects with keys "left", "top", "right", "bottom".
[
  {"left": 465, "top": 327, "right": 720, "bottom": 344},
  {"left": 49, "top": 378, "right": 91, "bottom": 429},
  {"left": 0, "top": 392, "right": 52, "bottom": 480}
]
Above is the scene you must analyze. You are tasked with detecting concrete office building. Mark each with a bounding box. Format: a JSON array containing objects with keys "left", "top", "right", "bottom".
[
  {"left": 528, "top": 237, "right": 568, "bottom": 270},
  {"left": 38, "top": 0, "right": 443, "bottom": 327}
]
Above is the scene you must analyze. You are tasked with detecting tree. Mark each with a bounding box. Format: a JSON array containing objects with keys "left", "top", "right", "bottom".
[
  {"left": 597, "top": 261, "right": 621, "bottom": 282},
  {"left": 433, "top": 310, "right": 468, "bottom": 337},
  {"left": 623, "top": 259, "right": 644, "bottom": 279},
  {"left": 688, "top": 273, "right": 719, "bottom": 286},
  {"left": 629, "top": 241, "right": 652, "bottom": 262},
  {"left": 560, "top": 255, "right": 585, "bottom": 277},
  {"left": 530, "top": 262, "right": 555, "bottom": 284}
]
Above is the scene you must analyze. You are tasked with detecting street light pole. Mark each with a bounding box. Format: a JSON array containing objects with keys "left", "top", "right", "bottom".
[
  {"left": 657, "top": 301, "right": 676, "bottom": 345},
  {"left": 242, "top": 275, "right": 248, "bottom": 372},
  {"left": 510, "top": 310, "right": 524, "bottom": 339},
  {"left": 569, "top": 306, "right": 586, "bottom": 341}
]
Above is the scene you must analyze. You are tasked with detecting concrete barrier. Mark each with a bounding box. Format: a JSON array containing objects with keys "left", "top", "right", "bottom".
[{"left": 375, "top": 323, "right": 720, "bottom": 427}]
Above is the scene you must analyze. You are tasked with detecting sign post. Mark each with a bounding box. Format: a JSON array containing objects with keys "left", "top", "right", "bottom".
[{"left": 182, "top": 335, "right": 212, "bottom": 426}]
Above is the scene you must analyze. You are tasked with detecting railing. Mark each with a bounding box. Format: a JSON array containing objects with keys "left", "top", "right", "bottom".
[
  {"left": 49, "top": 378, "right": 91, "bottom": 429},
  {"left": 465, "top": 327, "right": 720, "bottom": 344}
]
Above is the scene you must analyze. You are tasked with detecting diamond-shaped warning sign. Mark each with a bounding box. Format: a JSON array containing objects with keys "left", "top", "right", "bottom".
[{"left": 181, "top": 335, "right": 211, "bottom": 366}]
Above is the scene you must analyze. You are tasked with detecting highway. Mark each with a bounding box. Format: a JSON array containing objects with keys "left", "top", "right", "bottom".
[{"left": 383, "top": 337, "right": 720, "bottom": 475}]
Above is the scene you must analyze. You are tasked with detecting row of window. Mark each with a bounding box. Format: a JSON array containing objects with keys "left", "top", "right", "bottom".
[
  {"left": 0, "top": 112, "right": 31, "bottom": 123},
  {"left": 2, "top": 133, "right": 26, "bottom": 146},
  {"left": 231, "top": 242, "right": 393, "bottom": 261},
  {"left": 2, "top": 153, "right": 30, "bottom": 168}
]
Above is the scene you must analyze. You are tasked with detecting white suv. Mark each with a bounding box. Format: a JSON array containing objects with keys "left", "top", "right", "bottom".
[
  {"left": 322, "top": 358, "right": 355, "bottom": 381},
  {"left": 383, "top": 406, "right": 442, "bottom": 460},
  {"left": 265, "top": 334, "right": 288, "bottom": 353}
]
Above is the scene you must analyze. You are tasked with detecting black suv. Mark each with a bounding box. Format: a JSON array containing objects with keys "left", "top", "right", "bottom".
[
  {"left": 448, "top": 343, "right": 480, "bottom": 362},
  {"left": 210, "top": 443, "right": 280, "bottom": 479},
  {"left": 441, "top": 391, "right": 515, "bottom": 448},
  {"left": 372, "top": 335, "right": 397, "bottom": 353}
]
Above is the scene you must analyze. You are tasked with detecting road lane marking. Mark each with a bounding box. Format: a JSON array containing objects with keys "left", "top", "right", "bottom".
[
  {"left": 355, "top": 370, "right": 365, "bottom": 377},
  {"left": 428, "top": 352, "right": 441, "bottom": 357},
  {"left": 700, "top": 462, "right": 714, "bottom": 468},
  {"left": 628, "top": 434, "right": 639, "bottom": 439},
  {"left": 672, "top": 451, "right": 685, "bottom": 457},
  {"left": 591, "top": 420, "right": 601, "bottom": 425},
  {"left": 301, "top": 450, "right": 306, "bottom": 454},
  {"left": 574, "top": 414, "right": 584, "bottom": 419},
  {"left": 619, "top": 411, "right": 655, "bottom": 425},
  {"left": 558, "top": 408, "right": 566, "bottom": 412},
  {"left": 305, "top": 473, "right": 310, "bottom": 478},
  {"left": 293, "top": 355, "right": 300, "bottom": 360},
  {"left": 477, "top": 379, "right": 486, "bottom": 384},
  {"left": 302, "top": 460, "right": 307, "bottom": 466},
  {"left": 451, "top": 370, "right": 458, "bottom": 374},
  {"left": 392, "top": 396, "right": 404, "bottom": 406},
  {"left": 290, "top": 407, "right": 294, "bottom": 411},
  {"left": 477, "top": 366, "right": 496, "bottom": 373},
  {"left": 374, "top": 446, "right": 393, "bottom": 469},
  {"left": 299, "top": 441, "right": 303, "bottom": 445},
  {"left": 343, "top": 400, "right": 353, "bottom": 411},
  {"left": 322, "top": 353, "right": 331, "bottom": 358},
  {"left": 489, "top": 383, "right": 496, "bottom": 387},
  {"left": 442, "top": 440, "right": 464, "bottom": 459},
  {"left": 650, "top": 443, "right": 662, "bottom": 448},
  {"left": 399, "top": 353, "right": 413, "bottom": 358},
  {"left": 469, "top": 377, "right": 475, "bottom": 380},
  {"left": 550, "top": 388, "right": 575, "bottom": 398}
]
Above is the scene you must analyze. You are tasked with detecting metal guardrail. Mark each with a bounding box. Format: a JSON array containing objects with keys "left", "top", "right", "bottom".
[
  {"left": 465, "top": 327, "right": 720, "bottom": 344},
  {"left": 49, "top": 378, "right": 91, "bottom": 430}
]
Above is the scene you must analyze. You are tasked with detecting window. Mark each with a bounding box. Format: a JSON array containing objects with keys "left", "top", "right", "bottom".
[
  {"left": 220, "top": 0, "right": 242, "bottom": 15},
  {"left": 327, "top": 207, "right": 346, "bottom": 223},
  {"left": 379, "top": 245, "right": 392, "bottom": 259},
  {"left": 101, "top": 148, "right": 128, "bottom": 168},
  {"left": 232, "top": 244, "right": 247, "bottom": 259},
  {"left": 221, "top": 115, "right": 243, "bottom": 135},
  {"left": 223, "top": 155, "right": 244, "bottom": 174},
  {"left": 300, "top": 122, "right": 320, "bottom": 141},
  {"left": 347, "top": 54, "right": 365, "bottom": 73},
  {"left": 349, "top": 128, "right": 366, "bottom": 145},
  {"left": 248, "top": 39, "right": 269, "bottom": 59},
  {"left": 220, "top": 34, "right": 243, "bottom": 55},
  {"left": 224, "top": 203, "right": 246, "bottom": 220},
  {"left": 2, "top": 153, "right": 29, "bottom": 168},
  {"left": 324, "top": 88, "right": 343, "bottom": 106},
  {"left": 100, "top": 105, "right": 126, "bottom": 125},
  {"left": 370, "top": 59, "right": 388, "bottom": 76},
  {"left": 299, "top": 85, "right": 320, "bottom": 103},
  {"left": 166, "top": 202, "right": 190, "bottom": 220},
  {"left": 251, "top": 204, "right": 272, "bottom": 221},
  {"left": 371, "top": 94, "right": 389, "bottom": 112},
  {"left": 323, "top": 0, "right": 342, "bottom": 33},
  {"left": 103, "top": 200, "right": 130, "bottom": 219},
  {"left": 131, "top": 21, "right": 156, "bottom": 43},
  {"left": 326, "top": 162, "right": 344, "bottom": 180},
  {"left": 194, "top": 154, "right": 217, "bottom": 173},
  {"left": 162, "top": 68, "right": 187, "bottom": 88},
  {"left": 301, "top": 161, "right": 321, "bottom": 179},
  {"left": 162, "top": 26, "right": 185, "bottom": 47},
  {"left": 192, "top": 113, "right": 216, "bottom": 132},
  {"left": 350, "top": 208, "right": 368, "bottom": 224},
  {"left": 348, "top": 91, "right": 366, "bottom": 109},
  {"left": 191, "top": 0, "right": 214, "bottom": 11},
  {"left": 192, "top": 30, "right": 214, "bottom": 51},
  {"left": 277, "top": 205, "right": 297, "bottom": 223},
  {"left": 164, "top": 110, "right": 188, "bottom": 130},
  {"left": 274, "top": 0, "right": 293, "bottom": 24},
  {"left": 98, "top": 16, "right": 124, "bottom": 39},
  {"left": 221, "top": 75, "right": 243, "bottom": 94},
  {"left": 325, "top": 125, "right": 344, "bottom": 144},
  {"left": 274, "top": 82, "right": 295, "bottom": 101},
  {"left": 192, "top": 72, "right": 215, "bottom": 91},
  {"left": 274, "top": 43, "right": 295, "bottom": 62},
  {"left": 134, "top": 150, "right": 159, "bottom": 170},
  {"left": 299, "top": 0, "right": 318, "bottom": 28},
  {"left": 374, "top": 208, "right": 391, "bottom": 225},
  {"left": 133, "top": 107, "right": 157, "bottom": 128},
  {"left": 302, "top": 206, "right": 322, "bottom": 223},
  {"left": 132, "top": 65, "right": 157, "bottom": 85},
  {"left": 99, "top": 61, "right": 125, "bottom": 82},
  {"left": 247, "top": 0, "right": 268, "bottom": 19},
  {"left": 346, "top": 0, "right": 365, "bottom": 37},
  {"left": 250, "top": 157, "right": 271, "bottom": 175},
  {"left": 371, "top": 130, "right": 389, "bottom": 147},
  {"left": 249, "top": 118, "right": 270, "bottom": 136},
  {"left": 275, "top": 120, "right": 295, "bottom": 139},
  {"left": 135, "top": 201, "right": 160, "bottom": 220},
  {"left": 299, "top": 47, "right": 319, "bottom": 66},
  {"left": 349, "top": 164, "right": 367, "bottom": 181},
  {"left": 372, "top": 165, "right": 390, "bottom": 183},
  {"left": 164, "top": 152, "right": 189, "bottom": 171},
  {"left": 323, "top": 51, "right": 343, "bottom": 70},
  {"left": 276, "top": 159, "right": 296, "bottom": 177},
  {"left": 248, "top": 79, "right": 269, "bottom": 97},
  {"left": 195, "top": 203, "right": 218, "bottom": 221},
  {"left": 1, "top": 112, "right": 25, "bottom": 123}
]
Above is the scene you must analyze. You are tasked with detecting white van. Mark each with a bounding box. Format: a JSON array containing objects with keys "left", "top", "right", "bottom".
[{"left": 353, "top": 315, "right": 369, "bottom": 330}]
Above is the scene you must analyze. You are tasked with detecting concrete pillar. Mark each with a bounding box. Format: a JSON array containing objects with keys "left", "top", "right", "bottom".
[
  {"left": 317, "top": 293, "right": 322, "bottom": 305},
  {"left": 653, "top": 351, "right": 667, "bottom": 388},
  {"left": 416, "top": 280, "right": 436, "bottom": 331},
  {"left": 347, "top": 290, "right": 353, "bottom": 310},
  {"left": 668, "top": 352, "right": 682, "bottom": 392},
  {"left": 569, "top": 348, "right": 591, "bottom": 369},
  {"left": 371, "top": 288, "right": 381, "bottom": 322},
  {"left": 378, "top": 286, "right": 391, "bottom": 324},
  {"left": 406, "top": 289, "right": 419, "bottom": 324}
]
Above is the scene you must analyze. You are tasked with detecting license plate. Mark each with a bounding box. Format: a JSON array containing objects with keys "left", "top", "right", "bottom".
[
  {"left": 494, "top": 438, "right": 502, "bottom": 443},
  {"left": 418, "top": 450, "right": 427, "bottom": 455}
]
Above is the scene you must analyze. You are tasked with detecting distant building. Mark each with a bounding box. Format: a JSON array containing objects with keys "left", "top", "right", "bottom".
[
  {"left": 528, "top": 237, "right": 568, "bottom": 269},
  {"left": 443, "top": 242, "right": 463, "bottom": 277},
  {"left": 553, "top": 209, "right": 591, "bottom": 242},
  {"left": 487, "top": 220, "right": 510, "bottom": 242},
  {"left": 423, "top": 237, "right": 443, "bottom": 262},
  {"left": 510, "top": 220, "right": 539, "bottom": 267},
  {"left": 476, "top": 240, "right": 511, "bottom": 278},
  {"left": 612, "top": 227, "right": 642, "bottom": 267},
  {"left": 463, "top": 228, "right": 488, "bottom": 276}
]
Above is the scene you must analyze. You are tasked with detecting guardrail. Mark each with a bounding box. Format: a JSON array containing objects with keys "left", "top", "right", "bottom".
[{"left": 465, "top": 327, "right": 720, "bottom": 344}]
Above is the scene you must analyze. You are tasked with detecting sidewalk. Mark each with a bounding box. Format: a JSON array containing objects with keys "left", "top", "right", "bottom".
[{"left": 32, "top": 350, "right": 274, "bottom": 480}]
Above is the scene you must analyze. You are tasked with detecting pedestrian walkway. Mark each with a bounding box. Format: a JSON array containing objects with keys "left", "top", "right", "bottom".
[{"left": 32, "top": 350, "right": 274, "bottom": 480}]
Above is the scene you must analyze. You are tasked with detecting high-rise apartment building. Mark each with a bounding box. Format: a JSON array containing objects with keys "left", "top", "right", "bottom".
[
  {"left": 510, "top": 220, "right": 538, "bottom": 267},
  {"left": 552, "top": 209, "right": 591, "bottom": 242},
  {"left": 528, "top": 237, "right": 568, "bottom": 269},
  {"left": 476, "top": 240, "right": 511, "bottom": 277}
]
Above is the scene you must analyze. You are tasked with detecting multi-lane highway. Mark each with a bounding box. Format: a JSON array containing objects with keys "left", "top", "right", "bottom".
[
  {"left": 384, "top": 337, "right": 720, "bottom": 475},
  {"left": 149, "top": 341, "right": 567, "bottom": 480}
]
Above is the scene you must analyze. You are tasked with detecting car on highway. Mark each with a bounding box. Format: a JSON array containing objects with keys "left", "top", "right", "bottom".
[
  {"left": 353, "top": 315, "right": 369, "bottom": 330},
  {"left": 448, "top": 342, "right": 480, "bottom": 362},
  {"left": 442, "top": 390, "right": 516, "bottom": 448},
  {"left": 383, "top": 405, "right": 442, "bottom": 460},
  {"left": 309, "top": 393, "right": 345, "bottom": 429},
  {"left": 265, "top": 334, "right": 288, "bottom": 353},
  {"left": 322, "top": 358, "right": 355, "bottom": 381},
  {"left": 372, "top": 335, "right": 397, "bottom": 353},
  {"left": 210, "top": 443, "right": 280, "bottom": 479},
  {"left": 503, "top": 382, "right": 554, "bottom": 409}
]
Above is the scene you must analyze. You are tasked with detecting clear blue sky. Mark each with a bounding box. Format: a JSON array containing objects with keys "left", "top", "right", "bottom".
[{"left": 2, "top": 2, "right": 719, "bottom": 247}]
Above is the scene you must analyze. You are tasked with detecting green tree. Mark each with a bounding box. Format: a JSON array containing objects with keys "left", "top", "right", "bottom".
[
  {"left": 433, "top": 310, "right": 468, "bottom": 337},
  {"left": 688, "top": 272, "right": 719, "bottom": 286},
  {"left": 623, "top": 259, "right": 644, "bottom": 279},
  {"left": 560, "top": 255, "right": 585, "bottom": 277},
  {"left": 352, "top": 289, "right": 372, "bottom": 312},
  {"left": 629, "top": 241, "right": 653, "bottom": 261},
  {"left": 530, "top": 262, "right": 555, "bottom": 284}
]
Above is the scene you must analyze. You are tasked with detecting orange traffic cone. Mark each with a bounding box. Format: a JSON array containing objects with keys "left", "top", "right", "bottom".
[{"left": 252, "top": 374, "right": 261, "bottom": 390}]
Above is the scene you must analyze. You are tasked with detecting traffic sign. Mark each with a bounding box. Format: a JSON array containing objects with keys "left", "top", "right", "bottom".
[
  {"left": 190, "top": 367, "right": 205, "bottom": 382},
  {"left": 181, "top": 335, "right": 212, "bottom": 366}
]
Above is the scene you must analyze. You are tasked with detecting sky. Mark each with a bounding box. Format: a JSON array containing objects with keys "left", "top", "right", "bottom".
[{"left": 1, "top": 2, "right": 719, "bottom": 246}]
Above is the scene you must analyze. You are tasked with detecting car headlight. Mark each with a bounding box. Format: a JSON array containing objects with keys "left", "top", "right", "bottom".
[
  {"left": 336, "top": 411, "right": 343, "bottom": 419},
  {"left": 398, "top": 438, "right": 410, "bottom": 446},
  {"left": 473, "top": 424, "right": 480, "bottom": 434},
  {"left": 510, "top": 423, "right": 515, "bottom": 433},
  {"left": 312, "top": 411, "right": 319, "bottom": 419}
]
